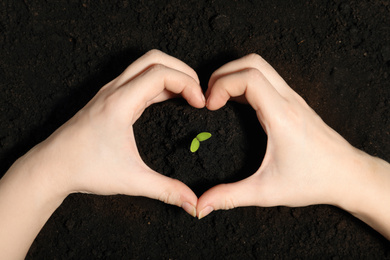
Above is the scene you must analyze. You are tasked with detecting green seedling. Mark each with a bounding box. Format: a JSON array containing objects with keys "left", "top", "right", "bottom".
[{"left": 190, "top": 132, "right": 212, "bottom": 153}]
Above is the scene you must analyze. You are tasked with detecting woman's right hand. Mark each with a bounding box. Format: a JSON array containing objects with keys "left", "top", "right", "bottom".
[{"left": 197, "top": 53, "right": 390, "bottom": 240}]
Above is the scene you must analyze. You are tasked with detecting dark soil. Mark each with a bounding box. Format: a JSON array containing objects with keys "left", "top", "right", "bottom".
[{"left": 1, "top": 0, "right": 389, "bottom": 258}]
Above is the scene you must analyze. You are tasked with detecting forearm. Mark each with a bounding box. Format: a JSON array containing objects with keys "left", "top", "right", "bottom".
[
  {"left": 338, "top": 151, "right": 390, "bottom": 240},
  {"left": 0, "top": 145, "right": 67, "bottom": 259}
]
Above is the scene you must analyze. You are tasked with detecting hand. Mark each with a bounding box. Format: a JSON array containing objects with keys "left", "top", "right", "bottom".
[
  {"left": 0, "top": 50, "right": 207, "bottom": 258},
  {"left": 32, "top": 49, "right": 205, "bottom": 216},
  {"left": 197, "top": 53, "right": 368, "bottom": 219}
]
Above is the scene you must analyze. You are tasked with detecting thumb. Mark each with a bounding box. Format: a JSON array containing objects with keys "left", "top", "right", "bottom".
[
  {"left": 131, "top": 169, "right": 198, "bottom": 217},
  {"left": 196, "top": 175, "right": 263, "bottom": 219}
]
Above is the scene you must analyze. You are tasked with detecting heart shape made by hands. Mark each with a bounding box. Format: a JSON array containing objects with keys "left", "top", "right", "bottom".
[{"left": 134, "top": 98, "right": 267, "bottom": 196}]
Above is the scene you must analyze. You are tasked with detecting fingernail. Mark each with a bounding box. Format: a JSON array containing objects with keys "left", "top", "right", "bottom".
[
  {"left": 198, "top": 206, "right": 214, "bottom": 220},
  {"left": 201, "top": 94, "right": 206, "bottom": 105},
  {"left": 182, "top": 202, "right": 197, "bottom": 218}
]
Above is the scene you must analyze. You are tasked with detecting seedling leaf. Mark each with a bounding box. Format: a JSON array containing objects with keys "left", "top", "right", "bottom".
[
  {"left": 190, "top": 138, "right": 200, "bottom": 152},
  {"left": 196, "top": 132, "right": 212, "bottom": 142}
]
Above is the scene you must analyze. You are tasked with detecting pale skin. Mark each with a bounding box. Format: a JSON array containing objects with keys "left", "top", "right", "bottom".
[
  {"left": 197, "top": 53, "right": 390, "bottom": 239},
  {"left": 0, "top": 50, "right": 389, "bottom": 259}
]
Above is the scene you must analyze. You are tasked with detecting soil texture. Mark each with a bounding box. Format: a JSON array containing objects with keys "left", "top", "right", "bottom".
[{"left": 1, "top": 0, "right": 390, "bottom": 258}]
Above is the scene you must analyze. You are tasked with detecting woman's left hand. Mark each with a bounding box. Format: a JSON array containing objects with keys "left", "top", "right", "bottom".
[{"left": 36, "top": 49, "right": 205, "bottom": 215}]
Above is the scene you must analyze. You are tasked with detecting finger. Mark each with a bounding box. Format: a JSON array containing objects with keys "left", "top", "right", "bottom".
[
  {"left": 119, "top": 64, "right": 205, "bottom": 122},
  {"left": 208, "top": 53, "right": 292, "bottom": 98},
  {"left": 196, "top": 175, "right": 264, "bottom": 219},
  {"left": 206, "top": 68, "right": 287, "bottom": 127},
  {"left": 128, "top": 167, "right": 198, "bottom": 217},
  {"left": 115, "top": 49, "right": 200, "bottom": 86}
]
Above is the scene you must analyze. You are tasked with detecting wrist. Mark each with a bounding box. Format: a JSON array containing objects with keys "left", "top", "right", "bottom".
[
  {"left": 13, "top": 141, "right": 70, "bottom": 206},
  {"left": 330, "top": 148, "right": 371, "bottom": 210},
  {"left": 333, "top": 150, "right": 390, "bottom": 239},
  {"left": 0, "top": 142, "right": 69, "bottom": 258}
]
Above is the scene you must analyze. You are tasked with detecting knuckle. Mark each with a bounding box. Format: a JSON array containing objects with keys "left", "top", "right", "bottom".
[
  {"left": 145, "top": 63, "right": 166, "bottom": 74},
  {"left": 284, "top": 102, "right": 302, "bottom": 123},
  {"left": 100, "top": 92, "right": 122, "bottom": 118},
  {"left": 271, "top": 101, "right": 302, "bottom": 129},
  {"left": 244, "top": 53, "right": 263, "bottom": 64},
  {"left": 212, "top": 76, "right": 227, "bottom": 88},
  {"left": 245, "top": 67, "right": 264, "bottom": 80},
  {"left": 219, "top": 184, "right": 236, "bottom": 210},
  {"left": 223, "top": 197, "right": 236, "bottom": 210},
  {"left": 83, "top": 92, "right": 122, "bottom": 127},
  {"left": 157, "top": 182, "right": 181, "bottom": 206},
  {"left": 145, "top": 49, "right": 164, "bottom": 58},
  {"left": 142, "top": 49, "right": 165, "bottom": 66},
  {"left": 245, "top": 52, "right": 260, "bottom": 60},
  {"left": 158, "top": 191, "right": 171, "bottom": 204},
  {"left": 244, "top": 53, "right": 269, "bottom": 69}
]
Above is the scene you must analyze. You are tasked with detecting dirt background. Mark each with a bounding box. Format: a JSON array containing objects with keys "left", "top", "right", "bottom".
[{"left": 1, "top": 0, "right": 390, "bottom": 258}]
